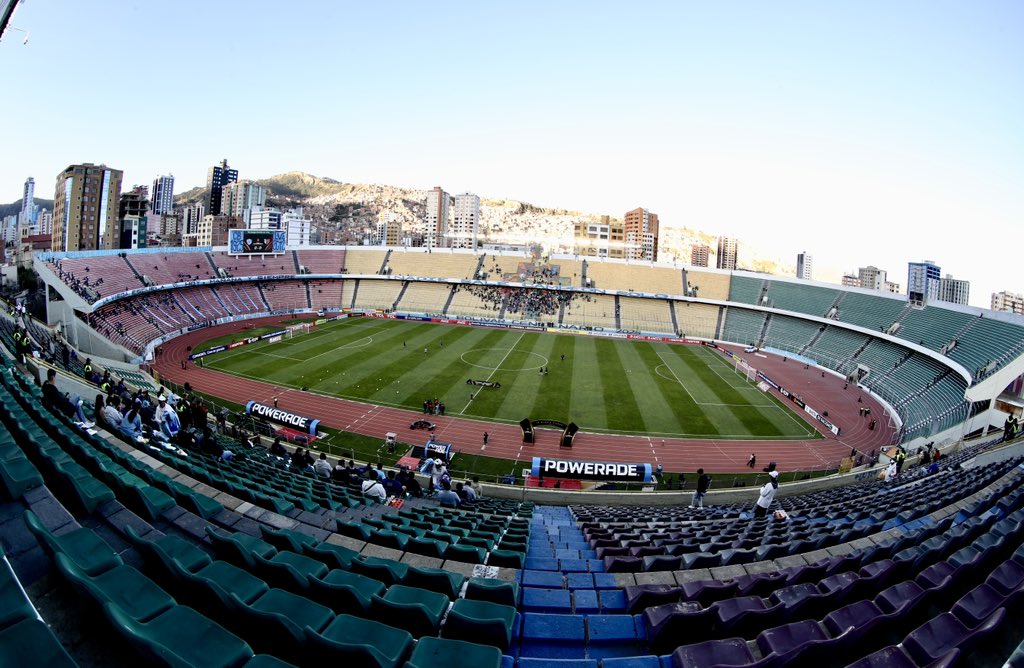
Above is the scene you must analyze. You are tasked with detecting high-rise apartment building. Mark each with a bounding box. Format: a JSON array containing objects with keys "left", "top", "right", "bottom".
[
  {"left": 448, "top": 192, "right": 480, "bottom": 249},
  {"left": 423, "top": 186, "right": 450, "bottom": 248},
  {"left": 796, "top": 252, "right": 812, "bottom": 280},
  {"left": 196, "top": 214, "right": 237, "bottom": 247},
  {"left": 992, "top": 291, "right": 1024, "bottom": 315},
  {"left": 623, "top": 207, "right": 659, "bottom": 261},
  {"left": 717, "top": 237, "right": 738, "bottom": 270},
  {"left": 690, "top": 244, "right": 709, "bottom": 267},
  {"left": 938, "top": 274, "right": 970, "bottom": 306},
  {"left": 151, "top": 174, "right": 175, "bottom": 215},
  {"left": 36, "top": 209, "right": 52, "bottom": 236},
  {"left": 182, "top": 203, "right": 206, "bottom": 235},
  {"left": 204, "top": 159, "right": 238, "bottom": 216},
  {"left": 221, "top": 180, "right": 266, "bottom": 219},
  {"left": 907, "top": 260, "right": 941, "bottom": 305},
  {"left": 375, "top": 218, "right": 402, "bottom": 246},
  {"left": 857, "top": 266, "right": 888, "bottom": 291},
  {"left": 19, "top": 177, "right": 34, "bottom": 226},
  {"left": 51, "top": 163, "right": 123, "bottom": 252}
]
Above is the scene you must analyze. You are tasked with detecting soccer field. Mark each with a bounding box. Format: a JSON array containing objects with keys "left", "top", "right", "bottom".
[{"left": 202, "top": 318, "right": 820, "bottom": 440}]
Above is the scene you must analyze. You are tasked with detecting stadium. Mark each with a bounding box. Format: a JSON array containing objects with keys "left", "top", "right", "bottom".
[{"left": 1, "top": 243, "right": 1023, "bottom": 667}]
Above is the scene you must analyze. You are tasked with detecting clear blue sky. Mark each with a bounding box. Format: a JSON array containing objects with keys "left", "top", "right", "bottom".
[{"left": 2, "top": 1, "right": 1021, "bottom": 307}]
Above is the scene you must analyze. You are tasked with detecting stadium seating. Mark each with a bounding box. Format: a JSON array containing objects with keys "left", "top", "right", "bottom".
[
  {"left": 386, "top": 250, "right": 479, "bottom": 280},
  {"left": 309, "top": 280, "right": 345, "bottom": 311},
  {"left": 686, "top": 269, "right": 732, "bottom": 301},
  {"left": 343, "top": 249, "right": 388, "bottom": 275},
  {"left": 722, "top": 307, "right": 766, "bottom": 347},
  {"left": 396, "top": 282, "right": 453, "bottom": 314},
  {"left": 562, "top": 294, "right": 617, "bottom": 329},
  {"left": 211, "top": 251, "right": 295, "bottom": 278},
  {"left": 673, "top": 302, "right": 719, "bottom": 340},
  {"left": 296, "top": 248, "right": 346, "bottom": 274},
  {"left": 618, "top": 297, "right": 673, "bottom": 333},
  {"left": 584, "top": 262, "right": 682, "bottom": 295},
  {"left": 126, "top": 250, "right": 219, "bottom": 286},
  {"left": 354, "top": 279, "right": 406, "bottom": 311}
]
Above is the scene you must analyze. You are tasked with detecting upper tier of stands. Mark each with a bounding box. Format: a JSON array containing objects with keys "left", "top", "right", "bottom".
[
  {"left": 343, "top": 249, "right": 387, "bottom": 275},
  {"left": 585, "top": 262, "right": 682, "bottom": 295},
  {"left": 295, "top": 248, "right": 346, "bottom": 274},
  {"left": 386, "top": 251, "right": 479, "bottom": 280},
  {"left": 125, "top": 251, "right": 217, "bottom": 286},
  {"left": 211, "top": 251, "right": 295, "bottom": 278}
]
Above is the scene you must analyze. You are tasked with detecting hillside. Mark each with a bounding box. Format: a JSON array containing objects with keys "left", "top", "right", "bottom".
[
  {"left": 171, "top": 171, "right": 788, "bottom": 273},
  {"left": 0, "top": 197, "right": 53, "bottom": 219}
]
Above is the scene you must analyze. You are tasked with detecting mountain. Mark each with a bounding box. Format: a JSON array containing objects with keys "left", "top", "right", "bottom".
[
  {"left": 0, "top": 198, "right": 54, "bottom": 219},
  {"left": 169, "top": 171, "right": 789, "bottom": 273}
]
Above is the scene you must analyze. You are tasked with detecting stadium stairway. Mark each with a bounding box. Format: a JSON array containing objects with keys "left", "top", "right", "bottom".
[{"left": 516, "top": 507, "right": 648, "bottom": 663}]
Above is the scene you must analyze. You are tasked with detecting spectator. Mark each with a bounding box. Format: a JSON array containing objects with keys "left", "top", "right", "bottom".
[
  {"left": 119, "top": 404, "right": 144, "bottom": 441},
  {"left": 399, "top": 468, "right": 423, "bottom": 497},
  {"left": 360, "top": 469, "right": 387, "bottom": 503},
  {"left": 290, "top": 447, "right": 308, "bottom": 469},
  {"left": 332, "top": 459, "right": 349, "bottom": 482},
  {"left": 884, "top": 459, "right": 898, "bottom": 483},
  {"left": 383, "top": 470, "right": 404, "bottom": 497},
  {"left": 469, "top": 475, "right": 484, "bottom": 499},
  {"left": 41, "top": 368, "right": 89, "bottom": 424},
  {"left": 93, "top": 394, "right": 108, "bottom": 427},
  {"left": 754, "top": 470, "right": 779, "bottom": 518},
  {"left": 747, "top": 453, "right": 757, "bottom": 469},
  {"left": 435, "top": 480, "right": 460, "bottom": 507},
  {"left": 691, "top": 468, "right": 711, "bottom": 508},
  {"left": 101, "top": 396, "right": 124, "bottom": 427},
  {"left": 313, "top": 452, "right": 333, "bottom": 479},
  {"left": 269, "top": 437, "right": 288, "bottom": 458}
]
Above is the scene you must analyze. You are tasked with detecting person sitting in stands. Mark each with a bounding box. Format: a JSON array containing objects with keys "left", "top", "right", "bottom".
[
  {"left": 101, "top": 396, "right": 124, "bottom": 428},
  {"left": 332, "top": 459, "right": 350, "bottom": 482},
  {"left": 119, "top": 403, "right": 144, "bottom": 441},
  {"left": 269, "top": 436, "right": 288, "bottom": 458},
  {"left": 360, "top": 469, "right": 387, "bottom": 503},
  {"left": 313, "top": 452, "right": 333, "bottom": 479},
  {"left": 398, "top": 468, "right": 423, "bottom": 497},
  {"left": 383, "top": 470, "right": 404, "bottom": 497},
  {"left": 435, "top": 479, "right": 461, "bottom": 507},
  {"left": 458, "top": 480, "right": 477, "bottom": 502},
  {"left": 290, "top": 447, "right": 307, "bottom": 469}
]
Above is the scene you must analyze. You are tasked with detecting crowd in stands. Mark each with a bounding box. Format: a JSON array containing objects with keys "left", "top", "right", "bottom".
[
  {"left": 466, "top": 285, "right": 578, "bottom": 318},
  {"left": 48, "top": 259, "right": 105, "bottom": 301}
]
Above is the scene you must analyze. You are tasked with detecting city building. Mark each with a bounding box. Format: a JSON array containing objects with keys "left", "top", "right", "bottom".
[
  {"left": 204, "top": 159, "right": 238, "bottom": 216},
  {"left": 119, "top": 215, "right": 147, "bottom": 249},
  {"left": 623, "top": 207, "right": 659, "bottom": 261},
  {"left": 690, "top": 244, "right": 709, "bottom": 267},
  {"left": 907, "top": 260, "right": 941, "bottom": 305},
  {"left": 118, "top": 186, "right": 149, "bottom": 250},
  {"left": 992, "top": 291, "right": 1024, "bottom": 315},
  {"left": 447, "top": 192, "right": 480, "bottom": 249},
  {"left": 36, "top": 209, "right": 52, "bottom": 236},
  {"left": 574, "top": 216, "right": 626, "bottom": 259},
  {"left": 51, "top": 163, "right": 124, "bottom": 252},
  {"left": 19, "top": 177, "right": 34, "bottom": 226},
  {"left": 221, "top": 180, "right": 266, "bottom": 219},
  {"left": 885, "top": 281, "right": 901, "bottom": 294},
  {"left": 151, "top": 174, "right": 175, "bottom": 215},
  {"left": 247, "top": 207, "right": 282, "bottom": 230},
  {"left": 196, "top": 214, "right": 237, "bottom": 247},
  {"left": 375, "top": 214, "right": 402, "bottom": 246},
  {"left": 796, "top": 252, "right": 812, "bottom": 280},
  {"left": 857, "top": 266, "right": 888, "bottom": 291},
  {"left": 841, "top": 274, "right": 860, "bottom": 288},
  {"left": 181, "top": 203, "right": 205, "bottom": 235},
  {"left": 717, "top": 236, "right": 738, "bottom": 270},
  {"left": 938, "top": 274, "right": 970, "bottom": 306},
  {"left": 423, "top": 186, "right": 450, "bottom": 249}
]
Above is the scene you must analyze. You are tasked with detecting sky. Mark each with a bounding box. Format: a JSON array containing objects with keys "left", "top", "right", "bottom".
[{"left": 1, "top": 1, "right": 1021, "bottom": 308}]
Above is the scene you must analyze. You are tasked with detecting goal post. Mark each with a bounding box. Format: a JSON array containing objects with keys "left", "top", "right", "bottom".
[{"left": 733, "top": 357, "right": 757, "bottom": 384}]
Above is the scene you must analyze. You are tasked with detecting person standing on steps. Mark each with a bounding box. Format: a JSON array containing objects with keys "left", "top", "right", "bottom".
[
  {"left": 691, "top": 468, "right": 711, "bottom": 508},
  {"left": 483, "top": 431, "right": 489, "bottom": 446},
  {"left": 754, "top": 470, "right": 779, "bottom": 519}
]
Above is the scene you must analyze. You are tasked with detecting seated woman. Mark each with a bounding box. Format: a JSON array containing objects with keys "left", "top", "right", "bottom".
[{"left": 119, "top": 403, "right": 144, "bottom": 441}]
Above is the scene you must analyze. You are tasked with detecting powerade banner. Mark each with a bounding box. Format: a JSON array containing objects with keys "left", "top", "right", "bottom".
[
  {"left": 245, "top": 401, "right": 320, "bottom": 435},
  {"left": 531, "top": 457, "right": 652, "bottom": 482}
]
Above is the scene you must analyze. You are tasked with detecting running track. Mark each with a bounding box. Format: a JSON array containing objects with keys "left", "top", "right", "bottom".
[{"left": 153, "top": 316, "right": 897, "bottom": 474}]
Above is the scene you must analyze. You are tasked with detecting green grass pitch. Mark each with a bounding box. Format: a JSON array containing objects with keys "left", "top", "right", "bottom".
[{"left": 202, "top": 317, "right": 819, "bottom": 440}]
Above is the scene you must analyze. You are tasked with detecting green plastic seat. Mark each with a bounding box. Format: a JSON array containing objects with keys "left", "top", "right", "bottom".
[
  {"left": 487, "top": 549, "right": 526, "bottom": 569},
  {"left": 369, "top": 584, "right": 448, "bottom": 638},
  {"left": 252, "top": 550, "right": 328, "bottom": 593},
  {"left": 406, "top": 536, "right": 448, "bottom": 559},
  {"left": 124, "top": 525, "right": 212, "bottom": 577},
  {"left": 54, "top": 552, "right": 176, "bottom": 622},
  {"left": 122, "top": 482, "right": 177, "bottom": 521},
  {"left": 305, "top": 569, "right": 380, "bottom": 615},
  {"left": 259, "top": 526, "right": 318, "bottom": 553},
  {"left": 229, "top": 588, "right": 334, "bottom": 664},
  {"left": 335, "top": 519, "right": 373, "bottom": 541},
  {"left": 103, "top": 601, "right": 254, "bottom": 668},
  {"left": 442, "top": 598, "right": 517, "bottom": 650},
  {"left": 404, "top": 565, "right": 464, "bottom": 600},
  {"left": 0, "top": 618, "right": 78, "bottom": 668},
  {"left": 205, "top": 527, "right": 276, "bottom": 568},
  {"left": 0, "top": 452, "right": 43, "bottom": 500},
  {"left": 445, "top": 543, "right": 486, "bottom": 564},
  {"left": 350, "top": 555, "right": 409, "bottom": 587},
  {"left": 188, "top": 560, "right": 270, "bottom": 606},
  {"left": 367, "top": 529, "right": 409, "bottom": 551},
  {"left": 24, "top": 510, "right": 122, "bottom": 577},
  {"left": 302, "top": 541, "right": 359, "bottom": 570},
  {"left": 303, "top": 613, "right": 413, "bottom": 668},
  {"left": 167, "top": 482, "right": 224, "bottom": 519},
  {"left": 407, "top": 636, "right": 502, "bottom": 668},
  {"left": 465, "top": 577, "right": 520, "bottom": 608}
]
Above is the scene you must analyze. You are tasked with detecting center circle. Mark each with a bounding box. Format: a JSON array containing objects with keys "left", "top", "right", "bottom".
[{"left": 460, "top": 348, "right": 549, "bottom": 372}]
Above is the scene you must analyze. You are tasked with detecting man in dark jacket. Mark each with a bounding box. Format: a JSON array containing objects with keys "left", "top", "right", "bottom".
[{"left": 691, "top": 468, "right": 712, "bottom": 508}]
